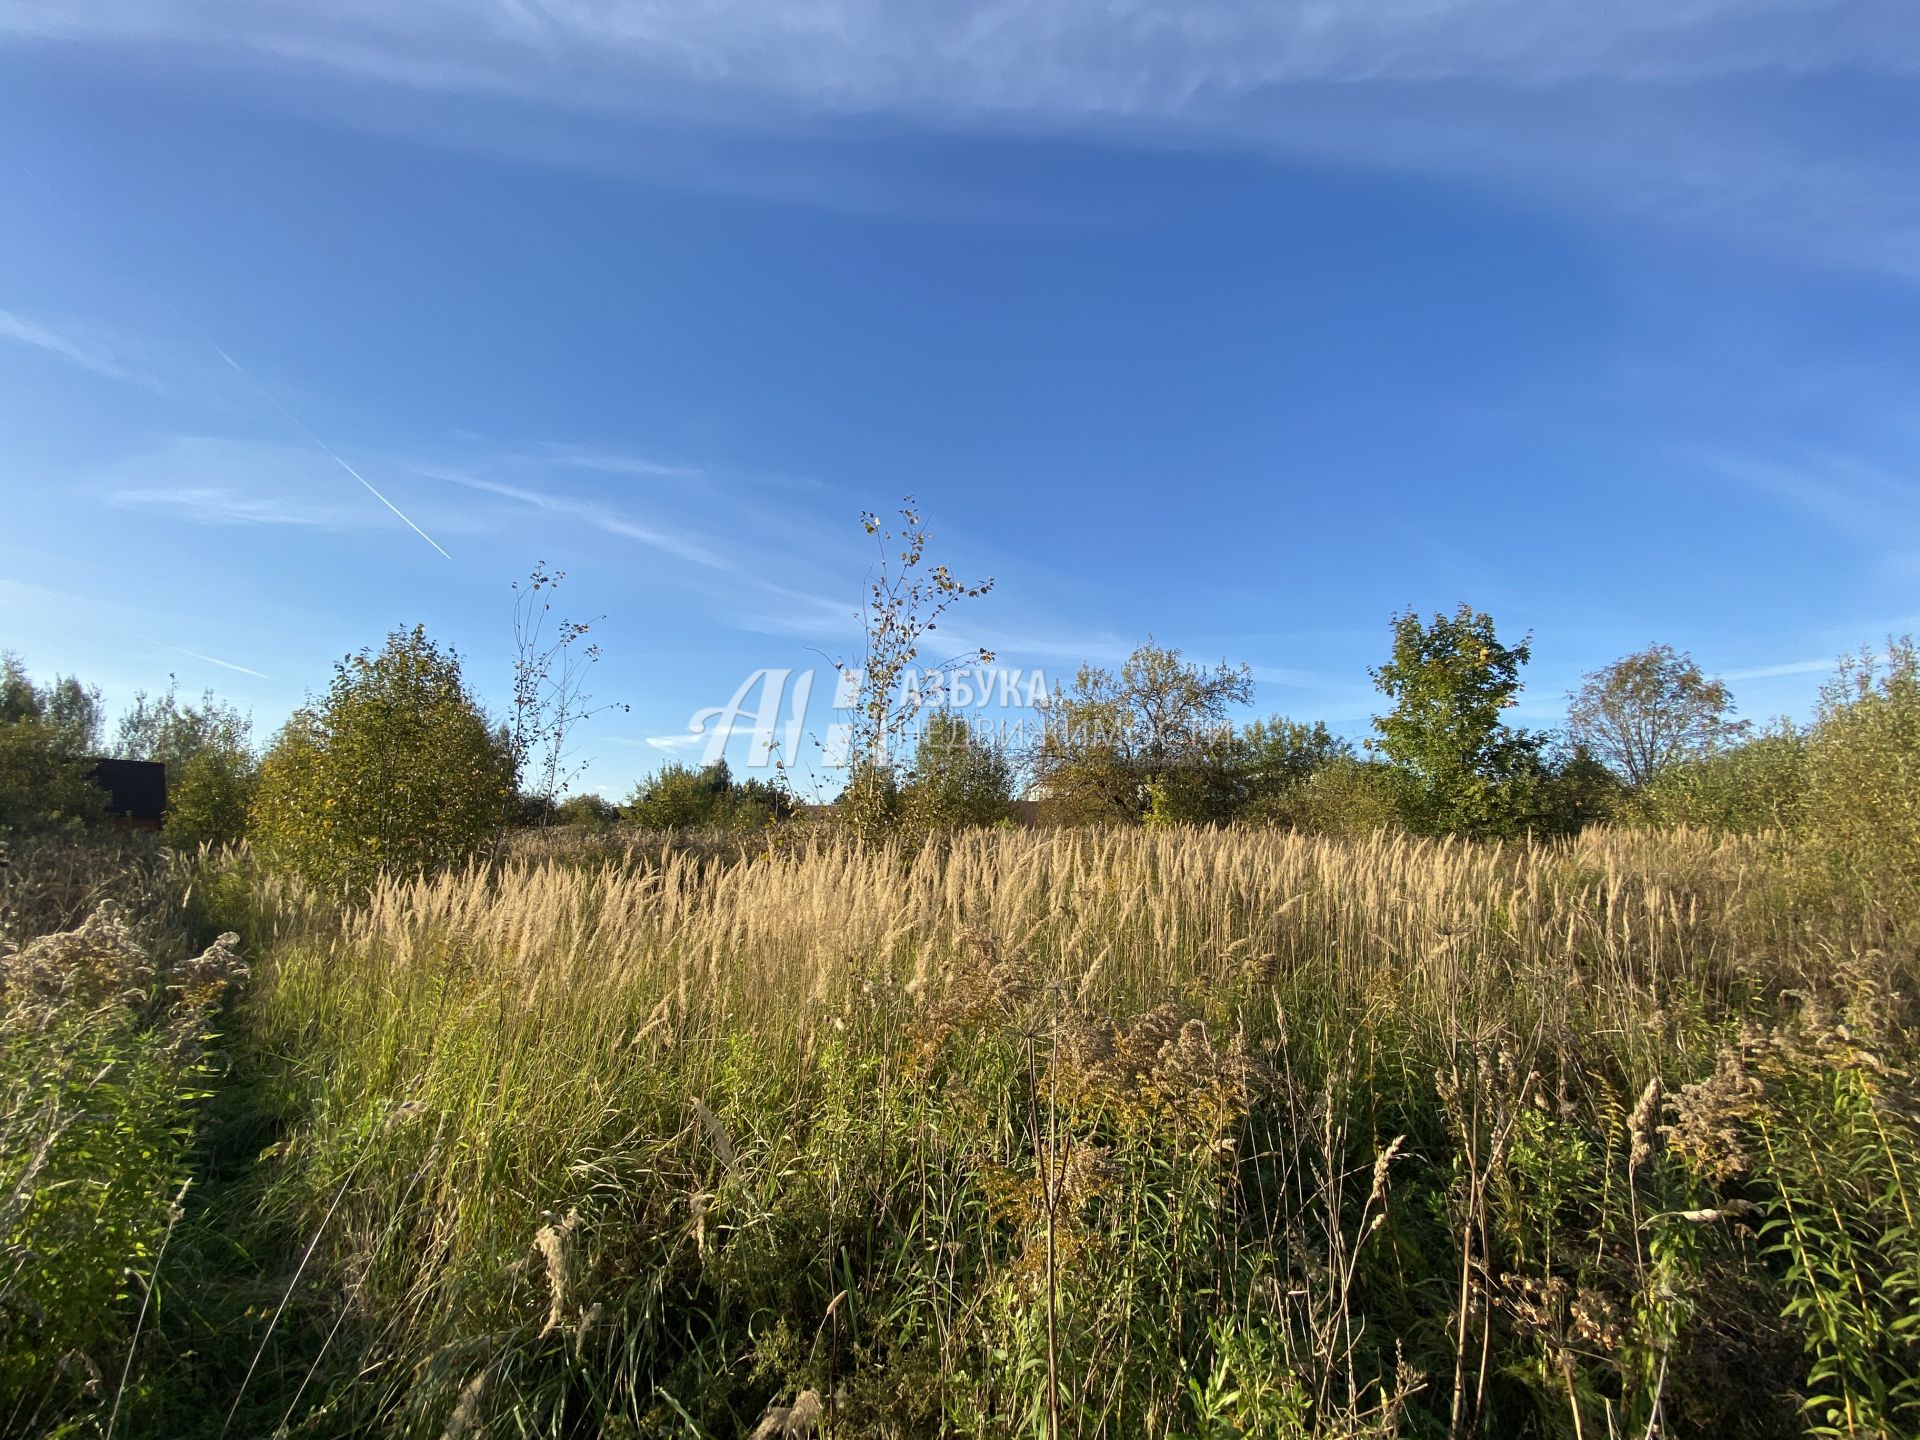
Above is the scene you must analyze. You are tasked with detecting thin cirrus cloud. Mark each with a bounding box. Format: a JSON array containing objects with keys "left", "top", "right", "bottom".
[
  {"left": 606, "top": 724, "right": 756, "bottom": 756},
  {"left": 0, "top": 307, "right": 165, "bottom": 391},
  {"left": 410, "top": 466, "right": 737, "bottom": 571},
  {"left": 1719, "top": 658, "right": 1836, "bottom": 681},
  {"left": 640, "top": 731, "right": 714, "bottom": 754},
  {"left": 96, "top": 434, "right": 747, "bottom": 570},
  {"left": 1701, "top": 448, "right": 1920, "bottom": 550},
  {"left": 101, "top": 435, "right": 426, "bottom": 531},
  {"left": 8, "top": 1, "right": 1913, "bottom": 102},
  {"left": 5, "top": 2, "right": 1917, "bottom": 277},
  {"left": 528, "top": 444, "right": 708, "bottom": 482},
  {"left": 110, "top": 485, "right": 342, "bottom": 527},
  {"left": 2, "top": 304, "right": 460, "bottom": 556}
]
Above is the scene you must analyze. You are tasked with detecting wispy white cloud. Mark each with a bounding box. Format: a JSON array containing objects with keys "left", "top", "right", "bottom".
[
  {"left": 730, "top": 579, "right": 1382, "bottom": 705},
  {"left": 111, "top": 484, "right": 342, "bottom": 527},
  {"left": 1247, "top": 664, "right": 1382, "bottom": 716},
  {"left": 5, "top": 1, "right": 1915, "bottom": 276},
  {"left": 610, "top": 723, "right": 758, "bottom": 756},
  {"left": 729, "top": 589, "right": 1387, "bottom": 716},
  {"left": 732, "top": 577, "right": 1141, "bottom": 671},
  {"left": 1719, "top": 658, "right": 1837, "bottom": 681},
  {"left": 8, "top": 1, "right": 1910, "bottom": 104},
  {"left": 0, "top": 307, "right": 164, "bottom": 390},
  {"left": 98, "top": 437, "right": 476, "bottom": 551},
  {"left": 731, "top": 584, "right": 856, "bottom": 645},
  {"left": 102, "top": 433, "right": 773, "bottom": 573},
  {"left": 414, "top": 467, "right": 736, "bottom": 569},
  {"left": 532, "top": 444, "right": 707, "bottom": 481},
  {"left": 199, "top": 339, "right": 453, "bottom": 559},
  {"left": 1692, "top": 447, "right": 1920, "bottom": 610},
  {"left": 643, "top": 731, "right": 709, "bottom": 753},
  {"left": 1701, "top": 448, "right": 1920, "bottom": 546}
]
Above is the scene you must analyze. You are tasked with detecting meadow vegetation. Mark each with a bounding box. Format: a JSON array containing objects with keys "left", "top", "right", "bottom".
[
  {"left": 3, "top": 518, "right": 1919, "bottom": 1436},
  {"left": 4, "top": 823, "right": 1916, "bottom": 1438}
]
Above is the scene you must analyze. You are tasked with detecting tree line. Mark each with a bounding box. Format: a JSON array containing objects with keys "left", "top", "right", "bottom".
[{"left": 4, "top": 504, "right": 1916, "bottom": 916}]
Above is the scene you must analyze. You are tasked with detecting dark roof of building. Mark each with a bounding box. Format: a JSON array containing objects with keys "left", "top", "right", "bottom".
[{"left": 92, "top": 758, "right": 167, "bottom": 820}]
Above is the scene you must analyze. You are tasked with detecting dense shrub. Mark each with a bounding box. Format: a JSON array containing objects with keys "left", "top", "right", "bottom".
[
  {"left": 1238, "top": 754, "right": 1405, "bottom": 835},
  {"left": 0, "top": 859, "right": 244, "bottom": 1437},
  {"left": 251, "top": 627, "right": 515, "bottom": 893},
  {"left": 1629, "top": 721, "right": 1809, "bottom": 833},
  {"left": 1803, "top": 639, "right": 1920, "bottom": 923},
  {"left": 901, "top": 711, "right": 1015, "bottom": 829},
  {"left": 625, "top": 758, "right": 793, "bottom": 831},
  {"left": 0, "top": 722, "right": 105, "bottom": 835},
  {"left": 0, "top": 657, "right": 107, "bottom": 836},
  {"left": 115, "top": 682, "right": 259, "bottom": 849},
  {"left": 549, "top": 792, "right": 622, "bottom": 828},
  {"left": 1528, "top": 740, "right": 1626, "bottom": 834}
]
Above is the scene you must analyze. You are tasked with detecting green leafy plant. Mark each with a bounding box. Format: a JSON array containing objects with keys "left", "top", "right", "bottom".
[
  {"left": 250, "top": 626, "right": 516, "bottom": 893},
  {"left": 1368, "top": 604, "right": 1543, "bottom": 837},
  {"left": 837, "top": 498, "right": 995, "bottom": 840},
  {"left": 1804, "top": 638, "right": 1920, "bottom": 925},
  {"left": 115, "top": 679, "right": 258, "bottom": 848}
]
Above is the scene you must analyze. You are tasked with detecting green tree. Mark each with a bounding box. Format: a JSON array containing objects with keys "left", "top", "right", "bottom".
[
  {"left": 551, "top": 793, "right": 621, "bottom": 828},
  {"left": 1230, "top": 716, "right": 1355, "bottom": 824},
  {"left": 251, "top": 627, "right": 515, "bottom": 892},
  {"left": 1240, "top": 717, "right": 1352, "bottom": 787},
  {"left": 0, "top": 655, "right": 107, "bottom": 833},
  {"left": 1533, "top": 739, "right": 1625, "bottom": 834},
  {"left": 625, "top": 760, "right": 733, "bottom": 830},
  {"left": 1, "top": 656, "right": 102, "bottom": 752},
  {"left": 1369, "top": 604, "right": 1542, "bottom": 836},
  {"left": 902, "top": 710, "right": 1015, "bottom": 830},
  {"left": 1804, "top": 639, "right": 1920, "bottom": 919},
  {"left": 1630, "top": 720, "right": 1807, "bottom": 833},
  {"left": 623, "top": 759, "right": 792, "bottom": 831},
  {"left": 838, "top": 499, "right": 995, "bottom": 840},
  {"left": 115, "top": 679, "right": 258, "bottom": 847},
  {"left": 1567, "top": 644, "right": 1748, "bottom": 787},
  {"left": 1035, "top": 641, "right": 1252, "bottom": 824}
]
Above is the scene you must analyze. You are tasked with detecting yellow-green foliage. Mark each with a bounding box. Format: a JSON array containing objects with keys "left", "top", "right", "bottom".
[
  {"left": 0, "top": 657, "right": 107, "bottom": 835},
  {"left": 177, "top": 825, "right": 1909, "bottom": 1439},
  {"left": 114, "top": 681, "right": 258, "bottom": 848},
  {"left": 251, "top": 626, "right": 515, "bottom": 893},
  {"left": 1238, "top": 755, "right": 1405, "bottom": 836},
  {"left": 12, "top": 824, "right": 1920, "bottom": 1439},
  {"left": 0, "top": 881, "right": 245, "bottom": 1437},
  {"left": 902, "top": 711, "right": 1014, "bottom": 830},
  {"left": 1804, "top": 639, "right": 1920, "bottom": 921},
  {"left": 1631, "top": 720, "right": 1809, "bottom": 833}
]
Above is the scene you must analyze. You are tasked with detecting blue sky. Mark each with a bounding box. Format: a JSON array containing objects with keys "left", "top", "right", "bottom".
[{"left": 3, "top": 2, "right": 1917, "bottom": 799}]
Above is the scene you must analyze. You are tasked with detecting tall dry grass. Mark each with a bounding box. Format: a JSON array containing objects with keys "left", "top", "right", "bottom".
[{"left": 186, "top": 824, "right": 1918, "bottom": 1439}]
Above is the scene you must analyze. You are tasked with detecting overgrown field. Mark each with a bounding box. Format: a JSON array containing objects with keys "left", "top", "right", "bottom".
[{"left": 4, "top": 827, "right": 1918, "bottom": 1438}]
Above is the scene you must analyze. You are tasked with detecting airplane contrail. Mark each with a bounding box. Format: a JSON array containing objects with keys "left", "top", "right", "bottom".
[
  {"left": 202, "top": 340, "right": 453, "bottom": 560},
  {"left": 138, "top": 637, "right": 275, "bottom": 681}
]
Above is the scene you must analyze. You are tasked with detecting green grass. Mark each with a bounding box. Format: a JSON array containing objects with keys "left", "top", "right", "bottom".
[{"left": 3, "top": 826, "right": 1916, "bottom": 1438}]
